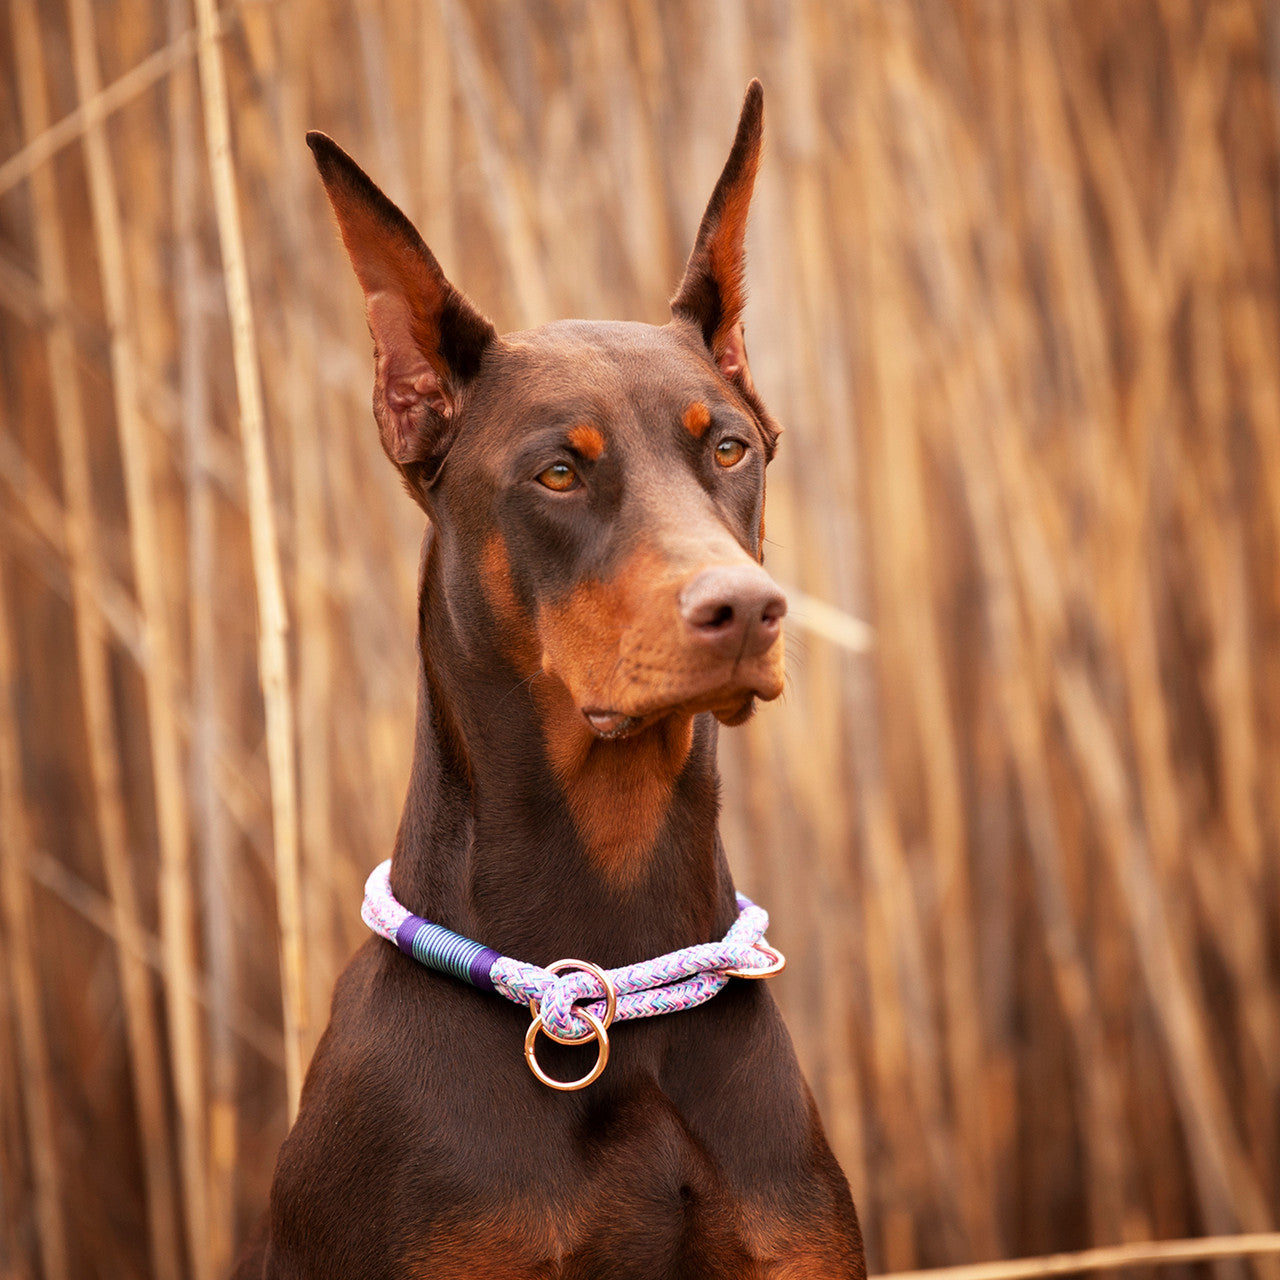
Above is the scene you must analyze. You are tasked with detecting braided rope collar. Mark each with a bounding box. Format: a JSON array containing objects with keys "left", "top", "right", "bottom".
[{"left": 361, "top": 859, "right": 786, "bottom": 1090}]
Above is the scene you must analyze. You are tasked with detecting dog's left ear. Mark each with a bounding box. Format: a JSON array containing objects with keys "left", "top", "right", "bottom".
[{"left": 671, "top": 79, "right": 764, "bottom": 398}]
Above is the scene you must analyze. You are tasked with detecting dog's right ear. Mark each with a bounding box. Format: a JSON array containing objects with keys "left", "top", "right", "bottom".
[
  {"left": 307, "top": 132, "right": 496, "bottom": 493},
  {"left": 670, "top": 81, "right": 763, "bottom": 393}
]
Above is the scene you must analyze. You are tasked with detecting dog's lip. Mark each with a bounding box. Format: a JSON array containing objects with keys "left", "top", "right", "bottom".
[
  {"left": 581, "top": 690, "right": 762, "bottom": 740},
  {"left": 712, "top": 694, "right": 757, "bottom": 726},
  {"left": 582, "top": 710, "right": 644, "bottom": 739}
]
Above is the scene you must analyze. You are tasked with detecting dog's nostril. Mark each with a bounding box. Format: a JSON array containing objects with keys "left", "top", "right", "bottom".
[{"left": 680, "top": 566, "right": 786, "bottom": 658}]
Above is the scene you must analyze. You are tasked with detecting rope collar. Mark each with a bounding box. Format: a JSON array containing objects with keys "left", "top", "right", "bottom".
[{"left": 361, "top": 859, "right": 785, "bottom": 1090}]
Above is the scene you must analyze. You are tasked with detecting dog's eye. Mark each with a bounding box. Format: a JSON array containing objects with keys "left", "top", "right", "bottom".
[
  {"left": 537, "top": 462, "right": 580, "bottom": 491},
  {"left": 714, "top": 439, "right": 747, "bottom": 468}
]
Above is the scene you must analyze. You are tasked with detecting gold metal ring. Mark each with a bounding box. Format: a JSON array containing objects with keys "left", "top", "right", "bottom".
[
  {"left": 527, "top": 958, "right": 618, "bottom": 1040},
  {"left": 723, "top": 941, "right": 787, "bottom": 979},
  {"left": 524, "top": 1007, "right": 610, "bottom": 1091}
]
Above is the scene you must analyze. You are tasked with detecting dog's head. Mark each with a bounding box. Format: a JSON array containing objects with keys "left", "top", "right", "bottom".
[{"left": 309, "top": 82, "right": 783, "bottom": 753}]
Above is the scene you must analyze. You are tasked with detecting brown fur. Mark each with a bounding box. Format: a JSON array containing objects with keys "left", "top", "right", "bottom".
[{"left": 237, "top": 82, "right": 865, "bottom": 1280}]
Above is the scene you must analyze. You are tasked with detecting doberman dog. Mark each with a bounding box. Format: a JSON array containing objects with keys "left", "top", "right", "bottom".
[{"left": 235, "top": 81, "right": 865, "bottom": 1279}]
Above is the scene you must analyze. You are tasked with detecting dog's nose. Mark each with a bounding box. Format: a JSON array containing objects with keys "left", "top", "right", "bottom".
[{"left": 679, "top": 566, "right": 787, "bottom": 660}]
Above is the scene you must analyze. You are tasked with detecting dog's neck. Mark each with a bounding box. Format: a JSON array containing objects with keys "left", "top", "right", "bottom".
[{"left": 388, "top": 563, "right": 739, "bottom": 968}]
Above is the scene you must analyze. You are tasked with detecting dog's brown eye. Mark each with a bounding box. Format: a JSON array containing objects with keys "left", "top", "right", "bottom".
[
  {"left": 537, "top": 462, "right": 579, "bottom": 491},
  {"left": 715, "top": 439, "right": 746, "bottom": 468}
]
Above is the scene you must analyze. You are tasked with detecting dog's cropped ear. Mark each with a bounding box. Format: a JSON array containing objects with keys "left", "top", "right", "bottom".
[
  {"left": 671, "top": 80, "right": 764, "bottom": 396},
  {"left": 307, "top": 132, "right": 496, "bottom": 493}
]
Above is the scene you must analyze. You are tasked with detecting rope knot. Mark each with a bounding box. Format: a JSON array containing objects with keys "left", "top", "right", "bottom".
[{"left": 538, "top": 967, "right": 608, "bottom": 1042}]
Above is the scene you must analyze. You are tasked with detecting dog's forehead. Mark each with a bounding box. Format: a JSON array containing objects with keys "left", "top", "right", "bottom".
[
  {"left": 469, "top": 318, "right": 719, "bottom": 428},
  {"left": 503, "top": 317, "right": 701, "bottom": 368}
]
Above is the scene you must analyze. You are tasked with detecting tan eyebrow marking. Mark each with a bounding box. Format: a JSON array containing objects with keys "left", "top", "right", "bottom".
[
  {"left": 566, "top": 424, "right": 605, "bottom": 461},
  {"left": 683, "top": 401, "right": 712, "bottom": 438}
]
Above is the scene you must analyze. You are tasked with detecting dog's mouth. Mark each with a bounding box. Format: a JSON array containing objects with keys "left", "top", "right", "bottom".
[
  {"left": 583, "top": 709, "right": 645, "bottom": 739},
  {"left": 576, "top": 650, "right": 784, "bottom": 741},
  {"left": 582, "top": 692, "right": 759, "bottom": 741}
]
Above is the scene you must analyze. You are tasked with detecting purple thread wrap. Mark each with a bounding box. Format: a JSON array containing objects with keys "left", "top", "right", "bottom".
[
  {"left": 470, "top": 947, "right": 502, "bottom": 989},
  {"left": 391, "top": 914, "right": 501, "bottom": 992},
  {"left": 361, "top": 859, "right": 779, "bottom": 1042},
  {"left": 392, "top": 916, "right": 420, "bottom": 954}
]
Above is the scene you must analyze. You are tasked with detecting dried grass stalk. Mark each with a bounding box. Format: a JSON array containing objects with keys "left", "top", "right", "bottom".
[
  {"left": 64, "top": 3, "right": 209, "bottom": 1274},
  {"left": 9, "top": 2, "right": 181, "bottom": 1274},
  {"left": 1, "top": 1, "right": 1278, "bottom": 1273},
  {"left": 193, "top": 0, "right": 306, "bottom": 1116},
  {"left": 0, "top": 552, "right": 68, "bottom": 1280}
]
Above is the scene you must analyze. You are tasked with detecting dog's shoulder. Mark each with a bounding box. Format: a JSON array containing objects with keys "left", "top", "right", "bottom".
[{"left": 264, "top": 939, "right": 521, "bottom": 1268}]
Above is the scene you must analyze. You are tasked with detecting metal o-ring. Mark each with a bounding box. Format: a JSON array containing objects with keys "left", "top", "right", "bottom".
[
  {"left": 723, "top": 940, "right": 787, "bottom": 980},
  {"left": 524, "top": 1007, "right": 610, "bottom": 1091}
]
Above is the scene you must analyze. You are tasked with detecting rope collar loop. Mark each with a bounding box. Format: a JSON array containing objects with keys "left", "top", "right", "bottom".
[{"left": 360, "top": 859, "right": 785, "bottom": 1090}]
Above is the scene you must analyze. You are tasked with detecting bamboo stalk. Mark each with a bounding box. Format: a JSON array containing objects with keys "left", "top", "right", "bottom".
[{"left": 193, "top": 0, "right": 307, "bottom": 1117}]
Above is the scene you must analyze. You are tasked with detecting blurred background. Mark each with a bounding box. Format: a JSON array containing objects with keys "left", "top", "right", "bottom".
[{"left": 2, "top": 1, "right": 1279, "bottom": 1278}]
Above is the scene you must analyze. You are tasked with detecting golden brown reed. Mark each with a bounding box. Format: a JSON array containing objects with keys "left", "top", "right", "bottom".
[{"left": 0, "top": 2, "right": 1277, "bottom": 1277}]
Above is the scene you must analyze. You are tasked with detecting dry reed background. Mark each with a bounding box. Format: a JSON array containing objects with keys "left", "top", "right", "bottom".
[{"left": 1, "top": 1, "right": 1278, "bottom": 1277}]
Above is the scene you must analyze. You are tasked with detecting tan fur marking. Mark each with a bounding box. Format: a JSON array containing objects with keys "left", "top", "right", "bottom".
[
  {"left": 683, "top": 401, "right": 712, "bottom": 438},
  {"left": 534, "top": 680, "right": 693, "bottom": 882},
  {"left": 567, "top": 423, "right": 605, "bottom": 460},
  {"left": 408, "top": 1201, "right": 584, "bottom": 1278},
  {"left": 537, "top": 550, "right": 783, "bottom": 722},
  {"left": 532, "top": 541, "right": 782, "bottom": 879},
  {"left": 479, "top": 534, "right": 539, "bottom": 673},
  {"left": 406, "top": 1182, "right": 858, "bottom": 1278},
  {"left": 743, "top": 1207, "right": 867, "bottom": 1279}
]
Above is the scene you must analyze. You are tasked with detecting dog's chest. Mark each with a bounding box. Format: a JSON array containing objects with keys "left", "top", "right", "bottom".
[
  {"left": 382, "top": 979, "right": 857, "bottom": 1276},
  {"left": 400, "top": 1114, "right": 832, "bottom": 1280},
  {"left": 265, "top": 956, "right": 861, "bottom": 1278}
]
